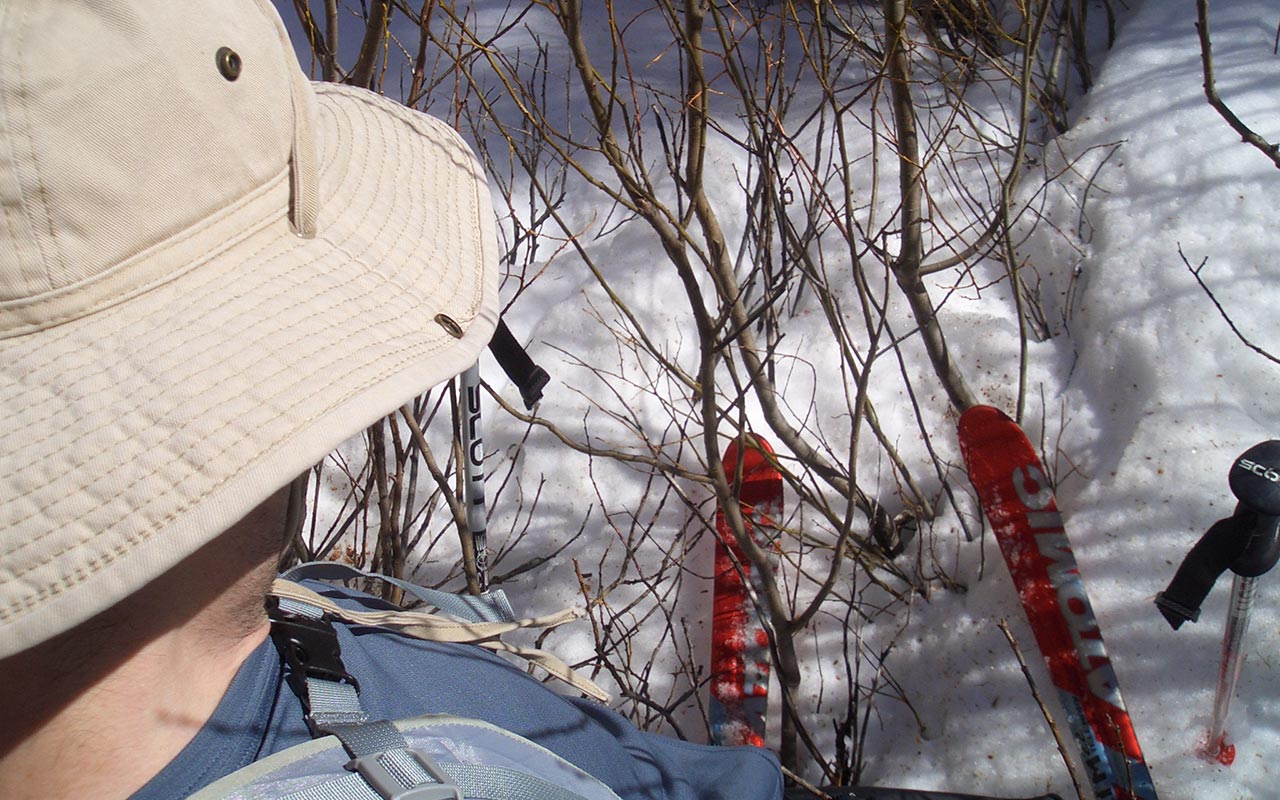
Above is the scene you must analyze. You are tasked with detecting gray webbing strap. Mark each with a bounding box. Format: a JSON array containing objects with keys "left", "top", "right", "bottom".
[
  {"left": 325, "top": 720, "right": 408, "bottom": 757},
  {"left": 303, "top": 679, "right": 366, "bottom": 728},
  {"left": 283, "top": 562, "right": 516, "bottom": 623}
]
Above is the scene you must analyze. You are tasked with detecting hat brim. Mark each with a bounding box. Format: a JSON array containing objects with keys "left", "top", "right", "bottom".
[{"left": 0, "top": 84, "right": 499, "bottom": 658}]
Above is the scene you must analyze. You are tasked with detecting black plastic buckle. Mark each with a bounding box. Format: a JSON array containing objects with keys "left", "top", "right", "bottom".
[{"left": 267, "top": 597, "right": 360, "bottom": 702}]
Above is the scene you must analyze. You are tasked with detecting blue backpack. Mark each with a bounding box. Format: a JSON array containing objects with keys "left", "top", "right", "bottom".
[{"left": 189, "top": 563, "right": 614, "bottom": 800}]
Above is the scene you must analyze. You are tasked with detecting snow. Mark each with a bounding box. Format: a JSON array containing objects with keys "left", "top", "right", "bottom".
[{"left": 281, "top": 0, "right": 1280, "bottom": 796}]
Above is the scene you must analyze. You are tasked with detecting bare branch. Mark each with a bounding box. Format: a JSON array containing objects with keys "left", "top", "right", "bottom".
[
  {"left": 1196, "top": 0, "right": 1280, "bottom": 169},
  {"left": 1180, "top": 245, "right": 1280, "bottom": 366}
]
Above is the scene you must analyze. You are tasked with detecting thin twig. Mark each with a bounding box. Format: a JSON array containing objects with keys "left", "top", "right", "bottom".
[
  {"left": 998, "top": 619, "right": 1088, "bottom": 800},
  {"left": 1180, "top": 245, "right": 1280, "bottom": 365}
]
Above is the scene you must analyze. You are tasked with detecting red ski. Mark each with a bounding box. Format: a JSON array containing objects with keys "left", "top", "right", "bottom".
[
  {"left": 710, "top": 434, "right": 781, "bottom": 748},
  {"left": 958, "top": 406, "right": 1157, "bottom": 800}
]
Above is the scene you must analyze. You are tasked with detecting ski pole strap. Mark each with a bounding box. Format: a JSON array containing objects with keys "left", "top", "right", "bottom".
[
  {"left": 1156, "top": 514, "right": 1250, "bottom": 628},
  {"left": 488, "top": 319, "right": 549, "bottom": 411},
  {"left": 1156, "top": 509, "right": 1280, "bottom": 629},
  {"left": 282, "top": 561, "right": 516, "bottom": 624}
]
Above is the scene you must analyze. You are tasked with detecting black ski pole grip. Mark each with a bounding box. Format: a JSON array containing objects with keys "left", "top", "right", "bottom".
[
  {"left": 1157, "top": 440, "right": 1280, "bottom": 630},
  {"left": 1229, "top": 512, "right": 1280, "bottom": 577},
  {"left": 1228, "top": 440, "right": 1280, "bottom": 516},
  {"left": 1155, "top": 512, "right": 1251, "bottom": 629},
  {"left": 1226, "top": 440, "right": 1280, "bottom": 577},
  {"left": 488, "top": 319, "right": 550, "bottom": 410}
]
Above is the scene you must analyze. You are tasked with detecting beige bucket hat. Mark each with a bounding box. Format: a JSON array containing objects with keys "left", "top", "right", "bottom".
[{"left": 0, "top": 0, "right": 499, "bottom": 659}]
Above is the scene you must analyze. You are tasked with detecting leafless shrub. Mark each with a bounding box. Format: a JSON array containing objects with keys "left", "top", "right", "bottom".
[{"left": 283, "top": 0, "right": 1111, "bottom": 781}]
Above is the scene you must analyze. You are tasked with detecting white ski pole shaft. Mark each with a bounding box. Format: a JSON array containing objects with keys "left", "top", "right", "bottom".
[
  {"left": 460, "top": 363, "right": 489, "bottom": 593},
  {"left": 1208, "top": 572, "right": 1257, "bottom": 749}
]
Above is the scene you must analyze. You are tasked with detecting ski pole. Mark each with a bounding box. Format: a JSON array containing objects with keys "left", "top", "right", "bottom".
[
  {"left": 1156, "top": 439, "right": 1280, "bottom": 764},
  {"left": 454, "top": 321, "right": 549, "bottom": 620},
  {"left": 459, "top": 363, "right": 489, "bottom": 593},
  {"left": 1204, "top": 572, "right": 1257, "bottom": 764}
]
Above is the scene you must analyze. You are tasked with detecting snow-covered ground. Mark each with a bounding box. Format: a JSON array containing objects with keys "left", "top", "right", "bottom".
[{"left": 281, "top": 1, "right": 1280, "bottom": 797}]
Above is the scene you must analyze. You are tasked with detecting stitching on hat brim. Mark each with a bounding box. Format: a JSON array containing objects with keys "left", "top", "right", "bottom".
[{"left": 0, "top": 84, "right": 499, "bottom": 656}]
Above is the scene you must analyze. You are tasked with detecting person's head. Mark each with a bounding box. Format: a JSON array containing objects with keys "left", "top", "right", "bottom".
[{"left": 0, "top": 0, "right": 498, "bottom": 661}]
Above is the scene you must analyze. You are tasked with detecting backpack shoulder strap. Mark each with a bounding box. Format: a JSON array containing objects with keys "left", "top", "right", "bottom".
[
  {"left": 268, "top": 591, "right": 463, "bottom": 799},
  {"left": 189, "top": 589, "right": 615, "bottom": 800}
]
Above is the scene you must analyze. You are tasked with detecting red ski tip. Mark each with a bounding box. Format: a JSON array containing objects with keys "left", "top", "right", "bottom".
[
  {"left": 710, "top": 433, "right": 782, "bottom": 749},
  {"left": 721, "top": 434, "right": 777, "bottom": 482}
]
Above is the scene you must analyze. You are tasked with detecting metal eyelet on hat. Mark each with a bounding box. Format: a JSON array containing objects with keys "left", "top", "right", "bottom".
[
  {"left": 216, "top": 46, "right": 242, "bottom": 81},
  {"left": 434, "top": 314, "right": 465, "bottom": 339}
]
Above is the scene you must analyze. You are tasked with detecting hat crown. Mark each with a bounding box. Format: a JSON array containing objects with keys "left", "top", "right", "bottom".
[{"left": 0, "top": 0, "right": 299, "bottom": 315}]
